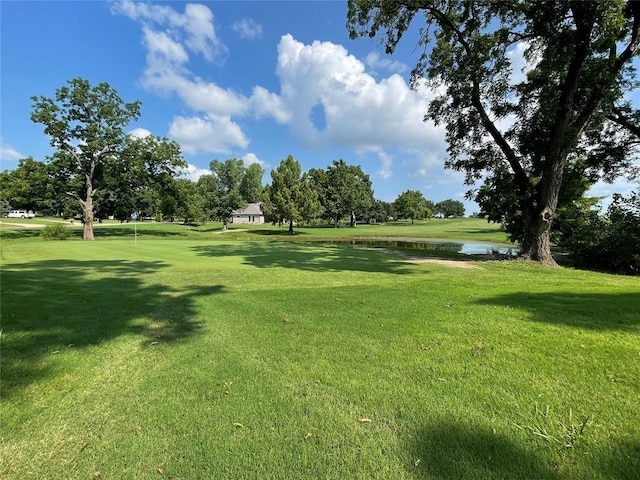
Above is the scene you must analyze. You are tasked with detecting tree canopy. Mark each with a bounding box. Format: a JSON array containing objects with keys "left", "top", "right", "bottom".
[
  {"left": 311, "top": 159, "right": 374, "bottom": 227},
  {"left": 204, "top": 159, "right": 247, "bottom": 230},
  {"left": 264, "top": 155, "right": 320, "bottom": 234},
  {"left": 0, "top": 157, "right": 50, "bottom": 213},
  {"left": 240, "top": 163, "right": 265, "bottom": 204},
  {"left": 394, "top": 189, "right": 433, "bottom": 223},
  {"left": 348, "top": 0, "right": 640, "bottom": 265},
  {"left": 436, "top": 199, "right": 465, "bottom": 218},
  {"left": 31, "top": 77, "right": 185, "bottom": 239}
]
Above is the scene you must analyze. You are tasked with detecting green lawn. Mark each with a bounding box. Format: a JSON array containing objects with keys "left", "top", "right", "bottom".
[
  {"left": 1, "top": 228, "right": 638, "bottom": 479},
  {"left": 0, "top": 217, "right": 513, "bottom": 243}
]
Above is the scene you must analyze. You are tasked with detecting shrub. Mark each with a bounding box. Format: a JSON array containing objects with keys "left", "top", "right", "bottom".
[
  {"left": 556, "top": 191, "right": 640, "bottom": 275},
  {"left": 41, "top": 223, "right": 71, "bottom": 240}
]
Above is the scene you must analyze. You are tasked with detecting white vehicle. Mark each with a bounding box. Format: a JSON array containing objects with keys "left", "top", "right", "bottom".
[{"left": 6, "top": 209, "right": 35, "bottom": 219}]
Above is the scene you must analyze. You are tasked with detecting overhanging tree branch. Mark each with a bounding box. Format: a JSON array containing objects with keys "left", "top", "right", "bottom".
[
  {"left": 607, "top": 109, "right": 640, "bottom": 138},
  {"left": 418, "top": 2, "right": 530, "bottom": 189},
  {"left": 571, "top": 2, "right": 640, "bottom": 140}
]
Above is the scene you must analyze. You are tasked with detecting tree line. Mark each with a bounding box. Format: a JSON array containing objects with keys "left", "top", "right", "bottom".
[{"left": 0, "top": 150, "right": 466, "bottom": 234}]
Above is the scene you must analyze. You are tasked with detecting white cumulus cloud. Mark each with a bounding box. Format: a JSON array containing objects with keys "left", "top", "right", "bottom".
[
  {"left": 168, "top": 115, "right": 249, "bottom": 154},
  {"left": 232, "top": 18, "right": 263, "bottom": 39},
  {"left": 113, "top": 1, "right": 286, "bottom": 154},
  {"left": 376, "top": 150, "right": 393, "bottom": 179},
  {"left": 250, "top": 86, "right": 291, "bottom": 124},
  {"left": 364, "top": 51, "right": 407, "bottom": 75},
  {"left": 181, "top": 3, "right": 223, "bottom": 61},
  {"left": 275, "top": 34, "right": 446, "bottom": 152},
  {"left": 179, "top": 163, "right": 211, "bottom": 182},
  {"left": 241, "top": 153, "right": 265, "bottom": 167},
  {"left": 403, "top": 150, "right": 446, "bottom": 178},
  {"left": 128, "top": 127, "right": 152, "bottom": 139},
  {"left": 111, "top": 0, "right": 226, "bottom": 61},
  {"left": 142, "top": 26, "right": 190, "bottom": 70},
  {"left": 113, "top": 4, "right": 447, "bottom": 164}
]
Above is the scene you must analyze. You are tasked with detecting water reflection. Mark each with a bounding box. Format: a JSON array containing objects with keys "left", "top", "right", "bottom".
[{"left": 321, "top": 238, "right": 520, "bottom": 256}]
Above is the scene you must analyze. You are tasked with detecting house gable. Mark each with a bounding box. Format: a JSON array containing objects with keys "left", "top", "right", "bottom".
[{"left": 231, "top": 203, "right": 264, "bottom": 224}]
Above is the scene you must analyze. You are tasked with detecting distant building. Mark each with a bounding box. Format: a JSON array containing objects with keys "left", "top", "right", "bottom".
[{"left": 231, "top": 202, "right": 264, "bottom": 224}]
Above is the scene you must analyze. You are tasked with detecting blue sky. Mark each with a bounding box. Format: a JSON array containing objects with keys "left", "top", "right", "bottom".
[{"left": 1, "top": 1, "right": 637, "bottom": 213}]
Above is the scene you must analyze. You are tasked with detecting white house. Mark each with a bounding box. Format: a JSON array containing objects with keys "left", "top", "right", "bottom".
[{"left": 231, "top": 202, "right": 264, "bottom": 224}]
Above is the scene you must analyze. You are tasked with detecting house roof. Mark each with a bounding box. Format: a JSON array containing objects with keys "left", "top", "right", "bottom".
[{"left": 233, "top": 202, "right": 263, "bottom": 215}]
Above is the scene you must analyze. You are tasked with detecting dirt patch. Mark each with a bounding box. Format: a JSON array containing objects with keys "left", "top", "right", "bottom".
[
  {"left": 403, "top": 258, "right": 480, "bottom": 269},
  {"left": 0, "top": 220, "right": 47, "bottom": 228},
  {"left": 212, "top": 228, "right": 249, "bottom": 235},
  {"left": 381, "top": 248, "right": 481, "bottom": 269}
]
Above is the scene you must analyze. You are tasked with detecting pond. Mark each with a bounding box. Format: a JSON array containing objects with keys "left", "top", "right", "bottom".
[{"left": 321, "top": 237, "right": 520, "bottom": 256}]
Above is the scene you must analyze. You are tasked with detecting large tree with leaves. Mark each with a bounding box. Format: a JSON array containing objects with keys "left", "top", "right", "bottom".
[
  {"left": 170, "top": 177, "right": 206, "bottom": 224},
  {"left": 265, "top": 155, "right": 320, "bottom": 234},
  {"left": 240, "top": 163, "right": 265, "bottom": 203},
  {"left": 204, "top": 159, "right": 247, "bottom": 230},
  {"left": 436, "top": 199, "right": 465, "bottom": 218},
  {"left": 348, "top": 0, "right": 640, "bottom": 265},
  {"left": 319, "top": 159, "right": 374, "bottom": 227},
  {"left": 394, "top": 189, "right": 434, "bottom": 223},
  {"left": 31, "top": 77, "right": 185, "bottom": 239},
  {"left": 95, "top": 135, "right": 184, "bottom": 222},
  {"left": 0, "top": 157, "right": 50, "bottom": 213}
]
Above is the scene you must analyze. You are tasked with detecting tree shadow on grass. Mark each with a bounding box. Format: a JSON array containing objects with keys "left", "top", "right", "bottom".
[
  {"left": 0, "top": 226, "right": 193, "bottom": 240},
  {"left": 0, "top": 228, "right": 63, "bottom": 240},
  {"left": 475, "top": 292, "right": 640, "bottom": 331},
  {"left": 190, "top": 241, "right": 416, "bottom": 275},
  {"left": 93, "top": 226, "right": 192, "bottom": 238},
  {"left": 0, "top": 259, "right": 224, "bottom": 398},
  {"left": 594, "top": 437, "right": 640, "bottom": 480},
  {"left": 408, "top": 423, "right": 640, "bottom": 480},
  {"left": 243, "top": 229, "right": 309, "bottom": 237},
  {"left": 406, "top": 421, "right": 561, "bottom": 480}
]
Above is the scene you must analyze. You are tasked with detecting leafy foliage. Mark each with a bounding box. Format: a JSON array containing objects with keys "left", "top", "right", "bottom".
[
  {"left": 360, "top": 199, "right": 395, "bottom": 223},
  {"left": 41, "top": 223, "right": 71, "bottom": 240},
  {"left": 264, "top": 155, "right": 320, "bottom": 234},
  {"left": 240, "top": 163, "right": 265, "bottom": 203},
  {"left": 31, "top": 77, "right": 185, "bottom": 239},
  {"left": 347, "top": 0, "right": 640, "bottom": 264},
  {"left": 166, "top": 177, "right": 205, "bottom": 224},
  {"left": 309, "top": 160, "right": 374, "bottom": 227},
  {"left": 203, "top": 159, "right": 247, "bottom": 229},
  {"left": 436, "top": 199, "right": 465, "bottom": 218},
  {"left": 95, "top": 135, "right": 184, "bottom": 222},
  {"left": 0, "top": 157, "right": 50, "bottom": 213},
  {"left": 1, "top": 199, "right": 12, "bottom": 216},
  {"left": 556, "top": 190, "right": 640, "bottom": 274},
  {"left": 394, "top": 190, "right": 433, "bottom": 223}
]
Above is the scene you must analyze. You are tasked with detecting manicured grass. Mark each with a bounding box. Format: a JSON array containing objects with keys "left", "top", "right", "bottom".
[
  {"left": 1, "top": 235, "right": 638, "bottom": 479},
  {"left": 0, "top": 217, "right": 513, "bottom": 244}
]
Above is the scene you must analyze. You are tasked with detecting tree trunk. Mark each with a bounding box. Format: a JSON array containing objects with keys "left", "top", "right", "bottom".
[
  {"left": 288, "top": 220, "right": 294, "bottom": 235},
  {"left": 333, "top": 217, "right": 339, "bottom": 228},
  {"left": 522, "top": 149, "right": 570, "bottom": 266},
  {"left": 350, "top": 211, "right": 356, "bottom": 227},
  {"left": 82, "top": 181, "right": 95, "bottom": 241},
  {"left": 519, "top": 189, "right": 558, "bottom": 266}
]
